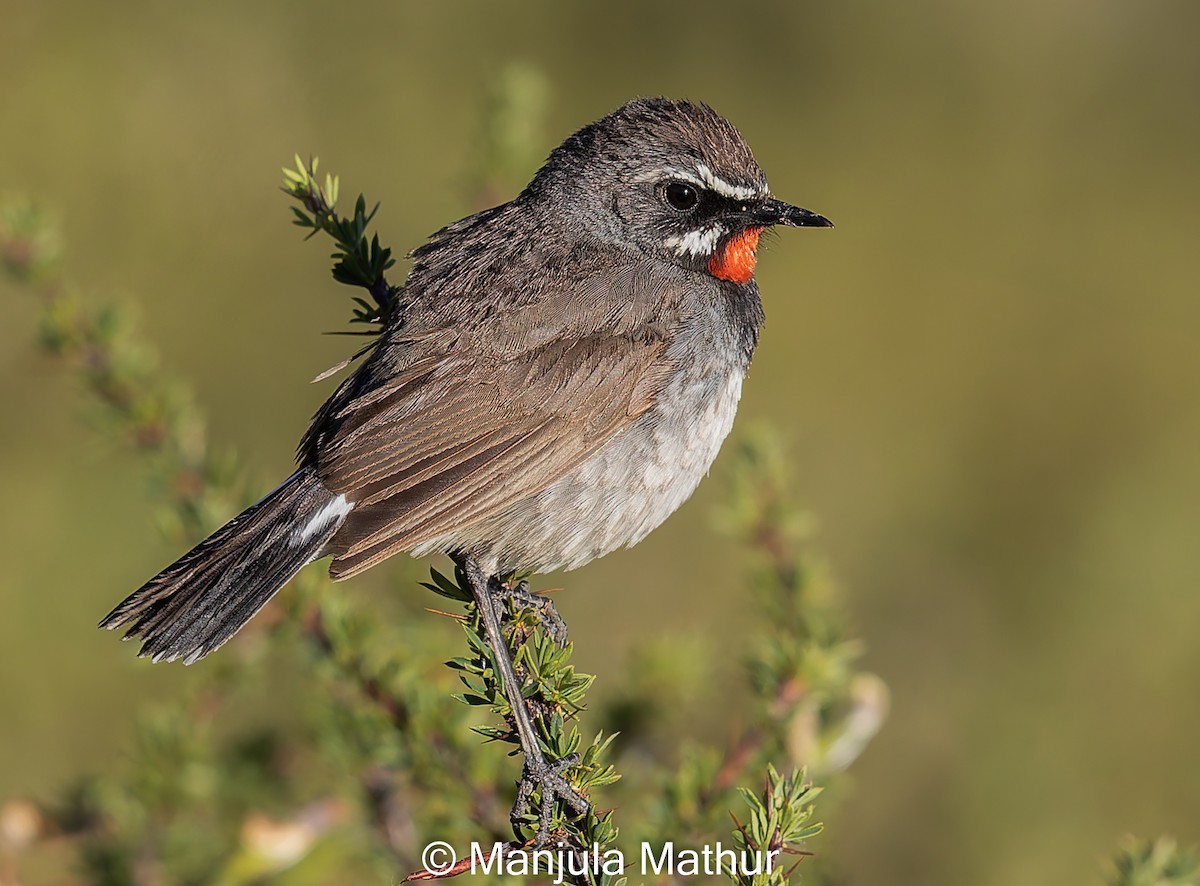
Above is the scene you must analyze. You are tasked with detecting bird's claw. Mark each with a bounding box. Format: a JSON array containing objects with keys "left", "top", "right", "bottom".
[{"left": 489, "top": 577, "right": 569, "bottom": 645}]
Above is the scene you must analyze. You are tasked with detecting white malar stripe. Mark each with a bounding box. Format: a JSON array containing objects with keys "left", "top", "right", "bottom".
[
  {"left": 694, "top": 163, "right": 765, "bottom": 201},
  {"left": 295, "top": 494, "right": 353, "bottom": 544},
  {"left": 664, "top": 225, "right": 723, "bottom": 258}
]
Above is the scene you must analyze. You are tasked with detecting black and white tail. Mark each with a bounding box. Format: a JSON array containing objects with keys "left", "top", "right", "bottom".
[{"left": 101, "top": 466, "right": 351, "bottom": 665}]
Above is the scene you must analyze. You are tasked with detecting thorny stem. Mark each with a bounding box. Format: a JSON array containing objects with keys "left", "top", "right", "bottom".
[{"left": 455, "top": 555, "right": 590, "bottom": 844}]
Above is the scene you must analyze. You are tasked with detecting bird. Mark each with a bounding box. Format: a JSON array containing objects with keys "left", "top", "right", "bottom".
[{"left": 101, "top": 96, "right": 832, "bottom": 667}]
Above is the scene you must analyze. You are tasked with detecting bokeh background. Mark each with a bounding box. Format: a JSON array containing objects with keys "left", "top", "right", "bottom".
[{"left": 2, "top": 1, "right": 1198, "bottom": 883}]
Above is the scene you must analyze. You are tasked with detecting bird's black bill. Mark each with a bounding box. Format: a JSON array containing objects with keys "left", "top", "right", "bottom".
[{"left": 755, "top": 198, "right": 833, "bottom": 228}]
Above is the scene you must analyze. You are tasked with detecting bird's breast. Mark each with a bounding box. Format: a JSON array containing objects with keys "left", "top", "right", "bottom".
[{"left": 449, "top": 337, "right": 747, "bottom": 574}]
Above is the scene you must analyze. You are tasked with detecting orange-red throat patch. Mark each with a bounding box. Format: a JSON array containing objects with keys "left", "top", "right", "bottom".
[{"left": 708, "top": 226, "right": 763, "bottom": 285}]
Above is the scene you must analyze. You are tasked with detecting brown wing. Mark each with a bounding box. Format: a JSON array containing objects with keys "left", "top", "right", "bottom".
[{"left": 311, "top": 268, "right": 677, "bottom": 580}]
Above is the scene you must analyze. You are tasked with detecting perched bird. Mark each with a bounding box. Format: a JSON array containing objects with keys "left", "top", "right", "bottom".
[{"left": 101, "top": 97, "right": 831, "bottom": 666}]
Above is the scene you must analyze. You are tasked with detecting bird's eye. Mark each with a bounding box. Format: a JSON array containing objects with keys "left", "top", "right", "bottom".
[{"left": 662, "top": 181, "right": 699, "bottom": 211}]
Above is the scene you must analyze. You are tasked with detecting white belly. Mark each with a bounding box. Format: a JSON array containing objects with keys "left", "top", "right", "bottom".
[{"left": 414, "top": 358, "right": 745, "bottom": 573}]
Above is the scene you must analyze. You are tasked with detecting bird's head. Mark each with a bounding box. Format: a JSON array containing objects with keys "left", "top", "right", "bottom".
[{"left": 525, "top": 97, "right": 832, "bottom": 285}]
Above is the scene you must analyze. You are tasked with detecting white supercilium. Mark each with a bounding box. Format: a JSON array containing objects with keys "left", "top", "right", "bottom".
[{"left": 693, "top": 163, "right": 764, "bottom": 201}]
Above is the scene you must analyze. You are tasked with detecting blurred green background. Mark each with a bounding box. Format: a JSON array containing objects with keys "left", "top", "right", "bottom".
[{"left": 2, "top": 0, "right": 1199, "bottom": 883}]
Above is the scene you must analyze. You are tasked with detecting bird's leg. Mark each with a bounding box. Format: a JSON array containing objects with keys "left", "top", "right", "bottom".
[{"left": 455, "top": 555, "right": 590, "bottom": 843}]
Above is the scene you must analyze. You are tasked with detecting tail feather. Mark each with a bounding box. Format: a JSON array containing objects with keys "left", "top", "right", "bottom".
[{"left": 102, "top": 467, "right": 351, "bottom": 664}]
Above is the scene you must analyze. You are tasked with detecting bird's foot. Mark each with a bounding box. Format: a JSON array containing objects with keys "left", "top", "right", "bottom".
[
  {"left": 514, "top": 751, "right": 590, "bottom": 845},
  {"left": 489, "top": 576, "right": 568, "bottom": 646}
]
